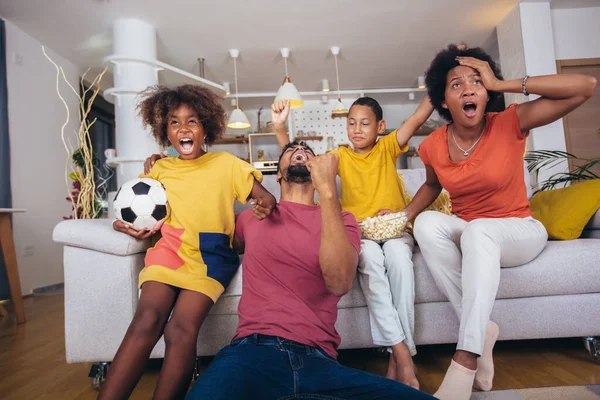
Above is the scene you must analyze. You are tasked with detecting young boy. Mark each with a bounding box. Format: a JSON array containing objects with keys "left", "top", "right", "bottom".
[{"left": 271, "top": 96, "right": 433, "bottom": 390}]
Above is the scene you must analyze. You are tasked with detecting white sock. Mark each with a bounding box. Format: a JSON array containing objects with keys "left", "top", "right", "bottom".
[
  {"left": 474, "top": 321, "right": 500, "bottom": 391},
  {"left": 433, "top": 360, "right": 476, "bottom": 400}
]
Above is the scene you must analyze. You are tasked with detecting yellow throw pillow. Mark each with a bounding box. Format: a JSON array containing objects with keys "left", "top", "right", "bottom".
[{"left": 530, "top": 179, "right": 600, "bottom": 240}]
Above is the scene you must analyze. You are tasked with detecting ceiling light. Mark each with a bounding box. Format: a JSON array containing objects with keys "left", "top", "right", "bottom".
[
  {"left": 227, "top": 49, "right": 251, "bottom": 130},
  {"left": 418, "top": 75, "right": 425, "bottom": 89},
  {"left": 274, "top": 48, "right": 304, "bottom": 109},
  {"left": 223, "top": 82, "right": 230, "bottom": 96},
  {"left": 322, "top": 79, "right": 330, "bottom": 92}
]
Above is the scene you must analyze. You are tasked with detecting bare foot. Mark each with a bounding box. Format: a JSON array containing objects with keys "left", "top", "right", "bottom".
[
  {"left": 390, "top": 343, "right": 420, "bottom": 390},
  {"left": 398, "top": 364, "right": 419, "bottom": 391}
]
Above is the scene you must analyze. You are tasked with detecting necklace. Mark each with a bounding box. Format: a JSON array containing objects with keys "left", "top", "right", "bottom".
[{"left": 451, "top": 123, "right": 486, "bottom": 157}]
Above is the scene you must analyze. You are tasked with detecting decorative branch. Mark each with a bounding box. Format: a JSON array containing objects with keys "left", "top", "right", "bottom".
[{"left": 43, "top": 46, "right": 108, "bottom": 219}]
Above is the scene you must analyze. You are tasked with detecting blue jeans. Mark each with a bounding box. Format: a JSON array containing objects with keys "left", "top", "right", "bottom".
[{"left": 186, "top": 334, "right": 435, "bottom": 400}]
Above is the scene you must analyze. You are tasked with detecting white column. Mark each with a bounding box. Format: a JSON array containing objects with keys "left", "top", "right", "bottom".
[
  {"left": 497, "top": 2, "right": 568, "bottom": 186},
  {"left": 110, "top": 19, "right": 160, "bottom": 185}
]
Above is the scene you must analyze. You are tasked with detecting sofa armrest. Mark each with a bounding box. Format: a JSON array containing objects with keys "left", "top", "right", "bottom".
[{"left": 53, "top": 219, "right": 151, "bottom": 256}]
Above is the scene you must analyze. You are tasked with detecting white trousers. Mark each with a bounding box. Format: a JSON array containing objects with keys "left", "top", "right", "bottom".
[
  {"left": 358, "top": 234, "right": 417, "bottom": 356},
  {"left": 413, "top": 211, "right": 548, "bottom": 355}
]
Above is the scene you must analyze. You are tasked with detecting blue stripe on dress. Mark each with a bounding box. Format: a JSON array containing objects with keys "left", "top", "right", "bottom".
[{"left": 199, "top": 232, "right": 240, "bottom": 288}]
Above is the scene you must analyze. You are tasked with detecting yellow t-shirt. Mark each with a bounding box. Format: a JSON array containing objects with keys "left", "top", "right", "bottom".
[
  {"left": 139, "top": 152, "right": 262, "bottom": 302},
  {"left": 330, "top": 131, "right": 408, "bottom": 221}
]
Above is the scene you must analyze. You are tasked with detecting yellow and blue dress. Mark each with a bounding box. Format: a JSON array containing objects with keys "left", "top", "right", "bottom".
[{"left": 140, "top": 152, "right": 262, "bottom": 302}]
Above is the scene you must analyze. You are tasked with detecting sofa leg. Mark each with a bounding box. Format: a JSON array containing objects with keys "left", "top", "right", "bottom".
[
  {"left": 89, "top": 362, "right": 110, "bottom": 391},
  {"left": 583, "top": 337, "right": 600, "bottom": 364},
  {"left": 192, "top": 357, "right": 207, "bottom": 383}
]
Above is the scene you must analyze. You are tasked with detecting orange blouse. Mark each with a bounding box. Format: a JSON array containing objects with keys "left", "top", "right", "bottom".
[{"left": 418, "top": 105, "right": 532, "bottom": 222}]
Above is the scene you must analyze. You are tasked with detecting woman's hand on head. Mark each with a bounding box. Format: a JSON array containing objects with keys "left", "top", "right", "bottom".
[
  {"left": 112, "top": 219, "right": 156, "bottom": 240},
  {"left": 144, "top": 152, "right": 167, "bottom": 174},
  {"left": 455, "top": 56, "right": 501, "bottom": 91}
]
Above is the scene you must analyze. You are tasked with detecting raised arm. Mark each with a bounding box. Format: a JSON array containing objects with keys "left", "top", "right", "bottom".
[
  {"left": 404, "top": 165, "right": 443, "bottom": 221},
  {"left": 306, "top": 153, "right": 358, "bottom": 296},
  {"left": 395, "top": 95, "right": 435, "bottom": 147},
  {"left": 456, "top": 57, "right": 597, "bottom": 133},
  {"left": 271, "top": 100, "right": 292, "bottom": 150}
]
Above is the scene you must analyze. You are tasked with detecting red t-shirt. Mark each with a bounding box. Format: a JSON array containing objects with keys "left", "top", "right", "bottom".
[
  {"left": 233, "top": 200, "right": 361, "bottom": 358},
  {"left": 418, "top": 105, "right": 532, "bottom": 222}
]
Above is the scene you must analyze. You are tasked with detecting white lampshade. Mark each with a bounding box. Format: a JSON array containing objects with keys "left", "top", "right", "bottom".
[
  {"left": 331, "top": 97, "right": 348, "bottom": 118},
  {"left": 227, "top": 106, "right": 251, "bottom": 129},
  {"left": 274, "top": 76, "right": 304, "bottom": 109},
  {"left": 322, "top": 79, "right": 330, "bottom": 92},
  {"left": 418, "top": 76, "right": 426, "bottom": 89}
]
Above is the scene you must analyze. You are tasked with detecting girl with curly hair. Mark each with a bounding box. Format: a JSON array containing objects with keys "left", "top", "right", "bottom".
[
  {"left": 103, "top": 85, "right": 276, "bottom": 399},
  {"left": 402, "top": 44, "right": 596, "bottom": 400}
]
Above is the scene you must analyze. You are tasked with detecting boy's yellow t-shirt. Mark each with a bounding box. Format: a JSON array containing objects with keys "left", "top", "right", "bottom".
[{"left": 330, "top": 131, "right": 408, "bottom": 221}]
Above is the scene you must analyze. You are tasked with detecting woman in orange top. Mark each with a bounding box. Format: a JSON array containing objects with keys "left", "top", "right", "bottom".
[{"left": 404, "top": 44, "right": 597, "bottom": 400}]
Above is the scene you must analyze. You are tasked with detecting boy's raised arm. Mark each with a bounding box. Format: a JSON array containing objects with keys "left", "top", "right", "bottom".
[{"left": 395, "top": 96, "right": 434, "bottom": 147}]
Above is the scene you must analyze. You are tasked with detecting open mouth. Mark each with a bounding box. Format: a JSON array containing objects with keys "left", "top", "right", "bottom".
[
  {"left": 293, "top": 153, "right": 307, "bottom": 162},
  {"left": 463, "top": 102, "right": 477, "bottom": 118},
  {"left": 178, "top": 137, "right": 194, "bottom": 154}
]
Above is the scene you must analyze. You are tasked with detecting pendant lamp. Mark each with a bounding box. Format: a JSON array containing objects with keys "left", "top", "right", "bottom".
[
  {"left": 330, "top": 46, "right": 349, "bottom": 118},
  {"left": 227, "top": 49, "right": 251, "bottom": 129},
  {"left": 274, "top": 48, "right": 304, "bottom": 109}
]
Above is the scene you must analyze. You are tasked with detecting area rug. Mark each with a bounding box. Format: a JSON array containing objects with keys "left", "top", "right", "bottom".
[{"left": 471, "top": 385, "right": 600, "bottom": 400}]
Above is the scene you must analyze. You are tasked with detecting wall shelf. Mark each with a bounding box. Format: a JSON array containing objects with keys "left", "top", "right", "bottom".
[
  {"left": 294, "top": 136, "right": 323, "bottom": 141},
  {"left": 212, "top": 138, "right": 248, "bottom": 145}
]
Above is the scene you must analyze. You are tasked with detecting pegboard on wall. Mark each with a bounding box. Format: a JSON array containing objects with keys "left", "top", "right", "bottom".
[{"left": 290, "top": 98, "right": 356, "bottom": 154}]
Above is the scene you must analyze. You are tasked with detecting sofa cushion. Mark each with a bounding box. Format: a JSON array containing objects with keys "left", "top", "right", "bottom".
[
  {"left": 415, "top": 239, "right": 600, "bottom": 303},
  {"left": 53, "top": 219, "right": 151, "bottom": 256},
  {"left": 220, "top": 239, "right": 600, "bottom": 313}
]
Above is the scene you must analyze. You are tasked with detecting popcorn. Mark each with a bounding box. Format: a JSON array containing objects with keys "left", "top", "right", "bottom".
[{"left": 359, "top": 211, "right": 409, "bottom": 243}]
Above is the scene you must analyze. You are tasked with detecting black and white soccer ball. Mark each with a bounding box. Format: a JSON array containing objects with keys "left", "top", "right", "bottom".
[{"left": 113, "top": 178, "right": 169, "bottom": 231}]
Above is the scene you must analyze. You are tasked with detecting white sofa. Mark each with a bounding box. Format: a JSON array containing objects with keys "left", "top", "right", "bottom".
[{"left": 52, "top": 169, "right": 600, "bottom": 368}]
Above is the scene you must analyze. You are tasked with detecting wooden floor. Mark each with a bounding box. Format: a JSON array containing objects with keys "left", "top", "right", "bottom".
[{"left": 1, "top": 294, "right": 599, "bottom": 399}]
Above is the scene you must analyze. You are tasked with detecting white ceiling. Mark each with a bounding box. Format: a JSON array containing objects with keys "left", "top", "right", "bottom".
[
  {"left": 0, "top": 0, "right": 522, "bottom": 89},
  {"left": 3, "top": 0, "right": 576, "bottom": 107}
]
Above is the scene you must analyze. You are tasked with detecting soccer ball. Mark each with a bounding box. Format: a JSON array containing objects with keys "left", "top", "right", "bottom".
[{"left": 113, "top": 178, "right": 169, "bottom": 231}]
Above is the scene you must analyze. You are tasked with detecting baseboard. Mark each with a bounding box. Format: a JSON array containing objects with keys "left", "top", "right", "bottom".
[{"left": 32, "top": 282, "right": 64, "bottom": 296}]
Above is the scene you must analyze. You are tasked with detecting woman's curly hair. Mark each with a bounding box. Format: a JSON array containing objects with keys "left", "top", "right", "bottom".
[
  {"left": 425, "top": 44, "right": 504, "bottom": 121},
  {"left": 137, "top": 84, "right": 226, "bottom": 146}
]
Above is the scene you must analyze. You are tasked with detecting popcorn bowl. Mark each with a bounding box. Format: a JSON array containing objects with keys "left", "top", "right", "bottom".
[{"left": 358, "top": 211, "right": 409, "bottom": 243}]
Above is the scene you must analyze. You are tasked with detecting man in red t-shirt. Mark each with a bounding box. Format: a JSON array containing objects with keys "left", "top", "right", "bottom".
[{"left": 186, "top": 141, "right": 433, "bottom": 400}]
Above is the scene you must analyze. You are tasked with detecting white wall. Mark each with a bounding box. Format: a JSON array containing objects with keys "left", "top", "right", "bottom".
[
  {"left": 4, "top": 19, "right": 81, "bottom": 294},
  {"left": 552, "top": 7, "right": 600, "bottom": 60}
]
